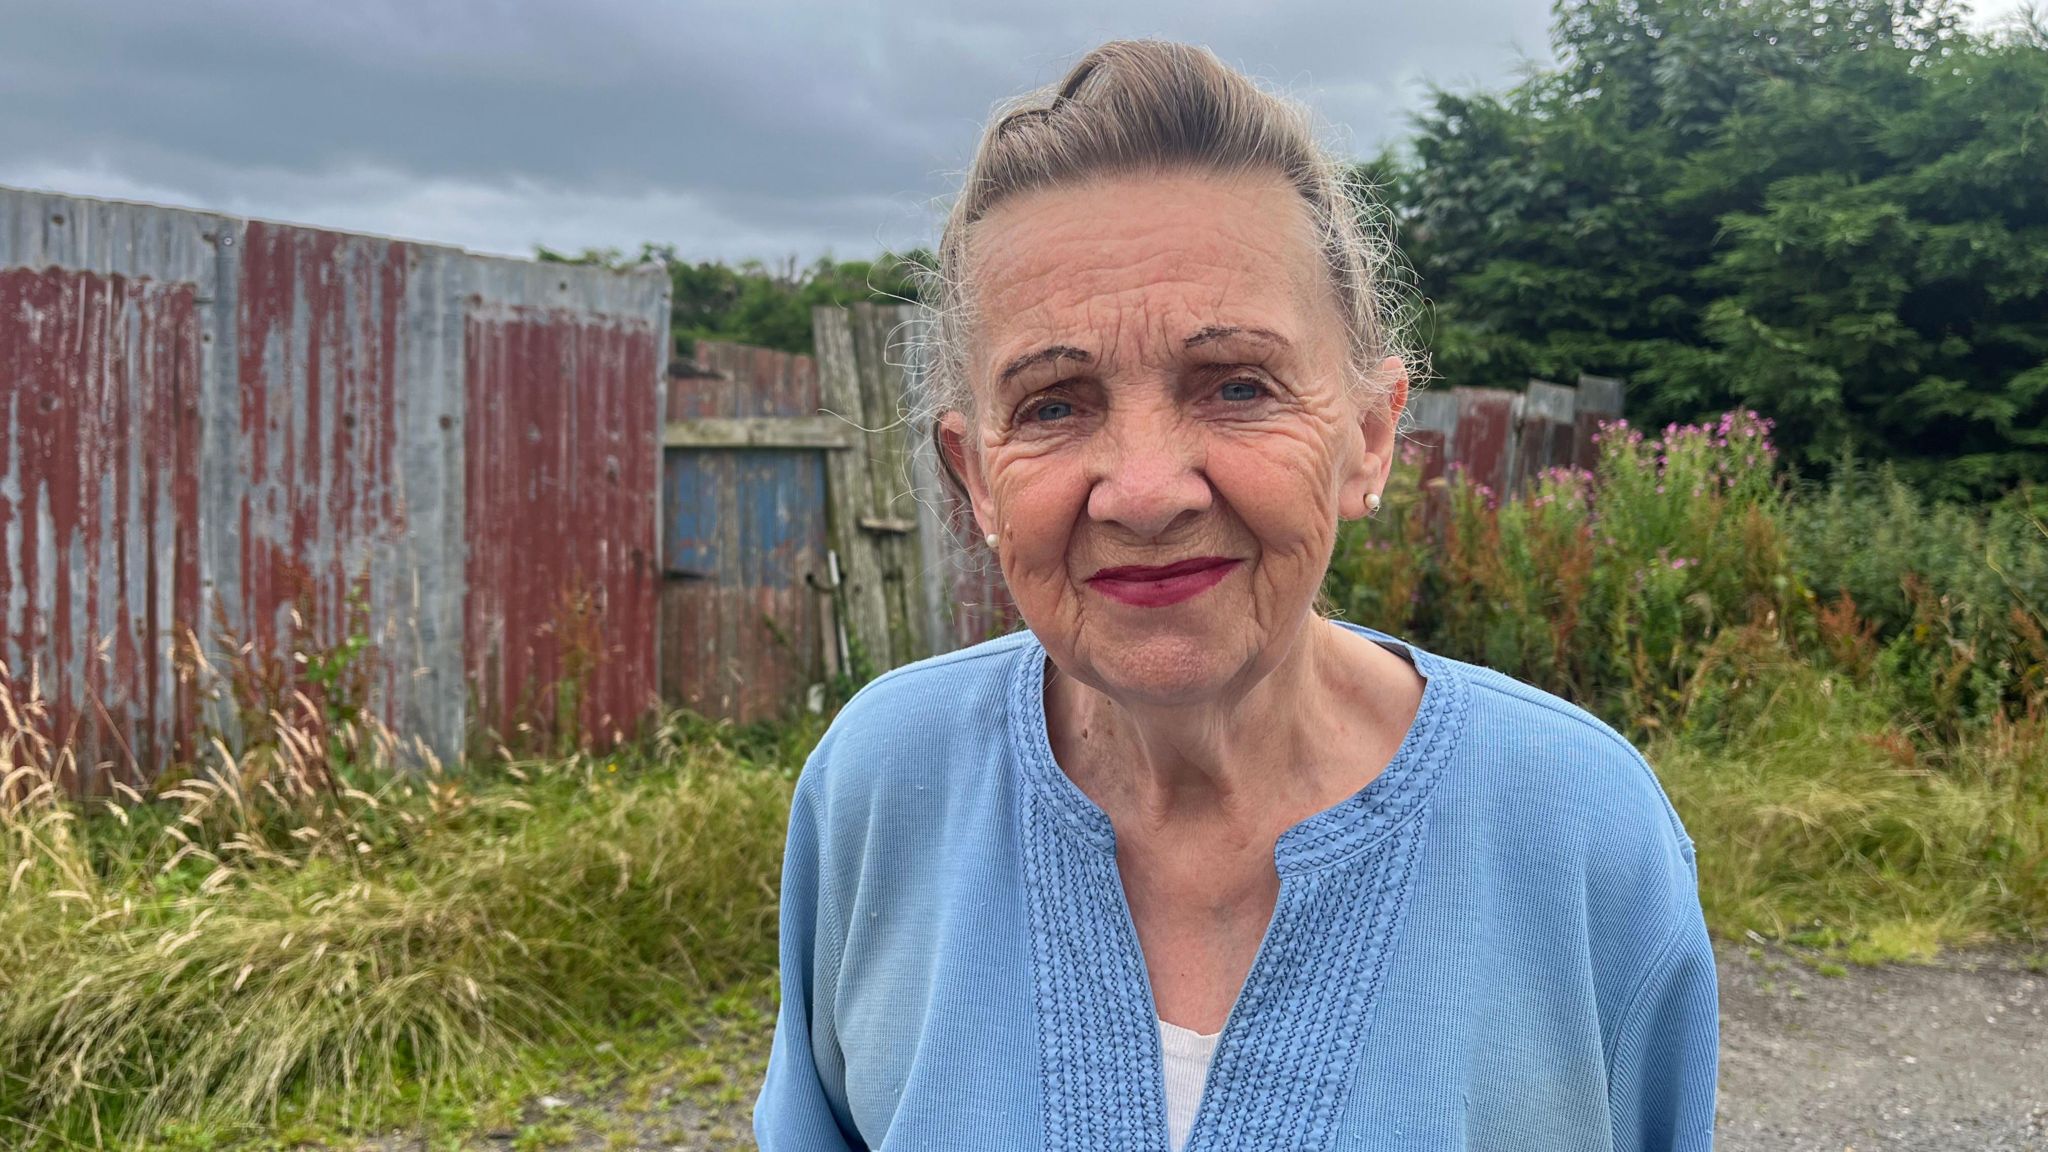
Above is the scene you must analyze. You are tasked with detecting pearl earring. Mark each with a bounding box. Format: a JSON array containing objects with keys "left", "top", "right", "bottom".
[
  {"left": 985, "top": 532, "right": 999, "bottom": 549},
  {"left": 1366, "top": 492, "right": 1382, "bottom": 516}
]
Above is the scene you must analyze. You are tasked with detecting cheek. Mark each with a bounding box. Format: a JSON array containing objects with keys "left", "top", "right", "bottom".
[
  {"left": 1211, "top": 430, "right": 1343, "bottom": 557},
  {"left": 983, "top": 448, "right": 1089, "bottom": 572}
]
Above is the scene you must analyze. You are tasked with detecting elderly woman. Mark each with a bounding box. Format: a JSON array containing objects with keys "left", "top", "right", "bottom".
[{"left": 755, "top": 40, "right": 1717, "bottom": 1152}]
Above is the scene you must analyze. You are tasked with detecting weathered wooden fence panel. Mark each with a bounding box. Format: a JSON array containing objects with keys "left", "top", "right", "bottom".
[
  {"left": 661, "top": 342, "right": 832, "bottom": 722},
  {"left": 1516, "top": 379, "right": 1579, "bottom": 488},
  {"left": 1573, "top": 375, "right": 1627, "bottom": 473},
  {"left": 0, "top": 187, "right": 667, "bottom": 788},
  {"left": 1450, "top": 387, "right": 1521, "bottom": 497},
  {"left": 1404, "top": 377, "right": 1623, "bottom": 505}
]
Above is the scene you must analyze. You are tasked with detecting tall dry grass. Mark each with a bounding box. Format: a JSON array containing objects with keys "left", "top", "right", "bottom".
[{"left": 1, "top": 654, "right": 792, "bottom": 1149}]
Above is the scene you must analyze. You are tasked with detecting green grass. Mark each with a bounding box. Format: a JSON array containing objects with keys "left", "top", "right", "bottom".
[
  {"left": 118, "top": 978, "right": 777, "bottom": 1152},
  {"left": 1649, "top": 655, "right": 2048, "bottom": 962},
  {"left": 2, "top": 704, "right": 797, "bottom": 1151}
]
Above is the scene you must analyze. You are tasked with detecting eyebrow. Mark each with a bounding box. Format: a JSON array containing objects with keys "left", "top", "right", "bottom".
[
  {"left": 996, "top": 326, "right": 1289, "bottom": 386},
  {"left": 998, "top": 344, "right": 1092, "bottom": 386},
  {"left": 1184, "top": 324, "right": 1291, "bottom": 350}
]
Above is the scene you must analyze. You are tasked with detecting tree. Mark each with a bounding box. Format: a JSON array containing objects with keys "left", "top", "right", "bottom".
[
  {"left": 537, "top": 245, "right": 931, "bottom": 359},
  {"left": 1395, "top": 0, "right": 2048, "bottom": 496}
]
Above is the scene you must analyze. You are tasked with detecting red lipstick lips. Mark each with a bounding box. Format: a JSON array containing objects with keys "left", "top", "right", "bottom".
[{"left": 1086, "top": 556, "right": 1241, "bottom": 607}]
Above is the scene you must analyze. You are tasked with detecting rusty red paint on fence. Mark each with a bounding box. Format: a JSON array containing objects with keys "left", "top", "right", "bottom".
[
  {"left": 233, "top": 222, "right": 407, "bottom": 703},
  {"left": 0, "top": 266, "right": 201, "bottom": 790},
  {"left": 4, "top": 188, "right": 669, "bottom": 787},
  {"left": 1515, "top": 417, "right": 1574, "bottom": 489},
  {"left": 1407, "top": 429, "right": 1451, "bottom": 488},
  {"left": 1400, "top": 427, "right": 1451, "bottom": 532},
  {"left": 1451, "top": 388, "right": 1518, "bottom": 498},
  {"left": 465, "top": 307, "right": 663, "bottom": 745},
  {"left": 671, "top": 341, "right": 818, "bottom": 421}
]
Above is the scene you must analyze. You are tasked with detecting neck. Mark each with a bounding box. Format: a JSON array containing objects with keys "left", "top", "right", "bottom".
[{"left": 1050, "top": 619, "right": 1402, "bottom": 839}]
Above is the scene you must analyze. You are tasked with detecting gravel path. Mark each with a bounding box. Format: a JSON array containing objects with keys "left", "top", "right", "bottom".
[{"left": 1716, "top": 945, "right": 2047, "bottom": 1151}]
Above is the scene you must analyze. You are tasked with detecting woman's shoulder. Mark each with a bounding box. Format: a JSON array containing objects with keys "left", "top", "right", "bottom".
[
  {"left": 1340, "top": 627, "right": 1700, "bottom": 919},
  {"left": 1422, "top": 648, "right": 1701, "bottom": 918},
  {"left": 794, "top": 630, "right": 1036, "bottom": 810},
  {"left": 1335, "top": 623, "right": 1673, "bottom": 823},
  {"left": 1423, "top": 655, "right": 1713, "bottom": 1043},
  {"left": 1419, "top": 649, "right": 1689, "bottom": 846},
  {"left": 1479, "top": 669, "right": 1678, "bottom": 807}
]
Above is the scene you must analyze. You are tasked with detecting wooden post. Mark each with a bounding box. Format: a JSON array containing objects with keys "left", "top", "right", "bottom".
[
  {"left": 816, "top": 302, "right": 944, "bottom": 673},
  {"left": 816, "top": 306, "right": 893, "bottom": 676}
]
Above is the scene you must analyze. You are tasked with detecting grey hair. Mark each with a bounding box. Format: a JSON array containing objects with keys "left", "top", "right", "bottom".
[{"left": 907, "top": 39, "right": 1424, "bottom": 505}]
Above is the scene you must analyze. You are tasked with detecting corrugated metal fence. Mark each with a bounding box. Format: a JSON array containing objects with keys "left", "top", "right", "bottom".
[
  {"left": 1, "top": 187, "right": 668, "bottom": 791},
  {"left": 3, "top": 188, "right": 1629, "bottom": 781},
  {"left": 1402, "top": 376, "right": 1625, "bottom": 500}
]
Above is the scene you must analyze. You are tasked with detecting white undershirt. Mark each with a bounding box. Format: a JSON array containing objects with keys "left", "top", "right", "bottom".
[{"left": 1158, "top": 1018, "right": 1221, "bottom": 1151}]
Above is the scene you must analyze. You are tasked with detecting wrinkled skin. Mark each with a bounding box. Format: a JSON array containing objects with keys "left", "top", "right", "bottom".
[
  {"left": 938, "top": 170, "right": 1422, "bottom": 1033},
  {"left": 941, "top": 169, "right": 1403, "bottom": 710}
]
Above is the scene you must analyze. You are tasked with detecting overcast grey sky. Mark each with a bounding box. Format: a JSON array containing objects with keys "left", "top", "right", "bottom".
[{"left": 0, "top": 0, "right": 2030, "bottom": 262}]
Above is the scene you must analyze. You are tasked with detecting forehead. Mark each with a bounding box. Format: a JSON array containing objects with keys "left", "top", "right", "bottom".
[{"left": 966, "top": 170, "right": 1336, "bottom": 379}]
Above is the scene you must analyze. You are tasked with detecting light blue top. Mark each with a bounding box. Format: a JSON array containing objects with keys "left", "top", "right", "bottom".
[{"left": 755, "top": 621, "right": 1718, "bottom": 1151}]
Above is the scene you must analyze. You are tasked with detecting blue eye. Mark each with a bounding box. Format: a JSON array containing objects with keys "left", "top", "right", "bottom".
[
  {"left": 1220, "top": 379, "right": 1265, "bottom": 402},
  {"left": 1033, "top": 400, "right": 1074, "bottom": 422}
]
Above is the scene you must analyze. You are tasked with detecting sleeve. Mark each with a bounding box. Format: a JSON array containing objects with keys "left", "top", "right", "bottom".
[
  {"left": 1606, "top": 904, "right": 1720, "bottom": 1152},
  {"left": 753, "top": 776, "right": 865, "bottom": 1150}
]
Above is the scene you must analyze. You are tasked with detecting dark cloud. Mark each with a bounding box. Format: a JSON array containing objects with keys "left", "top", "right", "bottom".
[{"left": 0, "top": 0, "right": 1559, "bottom": 258}]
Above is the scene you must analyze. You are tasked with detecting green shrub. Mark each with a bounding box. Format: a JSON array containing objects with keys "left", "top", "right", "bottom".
[
  {"left": 1786, "top": 462, "right": 2048, "bottom": 734},
  {"left": 1338, "top": 410, "right": 1805, "bottom": 734},
  {"left": 1335, "top": 408, "right": 2046, "bottom": 741},
  {"left": 1328, "top": 404, "right": 2048, "bottom": 954}
]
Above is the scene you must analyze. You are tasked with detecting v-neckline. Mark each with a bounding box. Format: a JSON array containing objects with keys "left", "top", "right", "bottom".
[
  {"left": 1013, "top": 618, "right": 1454, "bottom": 875},
  {"left": 1007, "top": 619, "right": 1469, "bottom": 1150}
]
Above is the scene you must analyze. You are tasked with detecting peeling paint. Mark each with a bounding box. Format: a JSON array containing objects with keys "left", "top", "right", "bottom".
[
  {"left": 0, "top": 264, "right": 201, "bottom": 792},
  {"left": 465, "top": 306, "right": 663, "bottom": 746},
  {"left": 663, "top": 342, "right": 829, "bottom": 721},
  {"left": 1, "top": 187, "right": 667, "bottom": 789}
]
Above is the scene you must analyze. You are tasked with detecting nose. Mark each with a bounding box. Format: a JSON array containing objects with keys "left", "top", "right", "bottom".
[{"left": 1084, "top": 401, "right": 1212, "bottom": 539}]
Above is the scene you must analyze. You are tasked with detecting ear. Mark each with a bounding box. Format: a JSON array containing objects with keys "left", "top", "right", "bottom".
[
  {"left": 938, "top": 410, "right": 1000, "bottom": 537},
  {"left": 1337, "top": 356, "right": 1410, "bottom": 520}
]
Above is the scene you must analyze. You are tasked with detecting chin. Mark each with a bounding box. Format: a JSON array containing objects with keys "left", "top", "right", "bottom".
[{"left": 1069, "top": 630, "right": 1252, "bottom": 708}]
